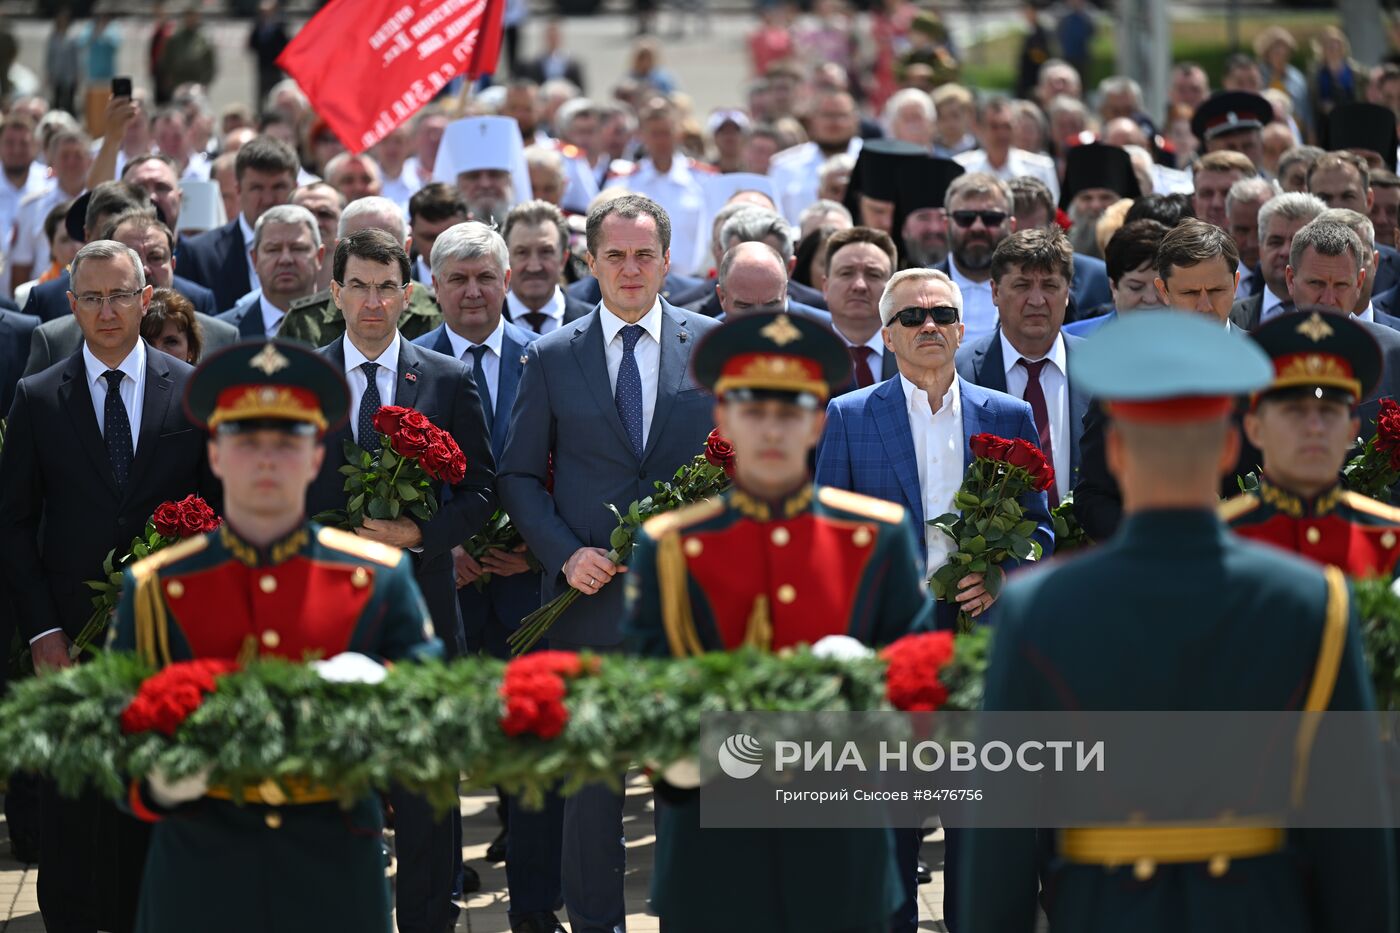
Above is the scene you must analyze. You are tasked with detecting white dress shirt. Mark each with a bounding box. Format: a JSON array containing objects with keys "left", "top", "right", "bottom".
[
  {"left": 902, "top": 374, "right": 964, "bottom": 575},
  {"left": 1358, "top": 303, "right": 1375, "bottom": 323},
  {"left": 769, "top": 138, "right": 864, "bottom": 225},
  {"left": 239, "top": 213, "right": 261, "bottom": 292},
  {"left": 1235, "top": 264, "right": 1256, "bottom": 301},
  {"left": 1258, "top": 284, "right": 1291, "bottom": 325},
  {"left": 954, "top": 147, "right": 1060, "bottom": 202},
  {"left": 1000, "top": 330, "right": 1070, "bottom": 501},
  {"left": 507, "top": 286, "right": 567, "bottom": 334},
  {"left": 620, "top": 157, "right": 708, "bottom": 276},
  {"left": 344, "top": 332, "right": 402, "bottom": 445},
  {"left": 948, "top": 260, "right": 998, "bottom": 342},
  {"left": 381, "top": 168, "right": 423, "bottom": 213},
  {"left": 600, "top": 298, "right": 663, "bottom": 449},
  {"left": 11, "top": 182, "right": 78, "bottom": 278},
  {"left": 442, "top": 314, "right": 505, "bottom": 410},
  {"left": 0, "top": 162, "right": 48, "bottom": 259},
  {"left": 258, "top": 293, "right": 286, "bottom": 337}
]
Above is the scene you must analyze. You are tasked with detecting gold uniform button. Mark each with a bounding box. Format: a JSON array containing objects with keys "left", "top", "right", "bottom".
[
  {"left": 853, "top": 526, "right": 873, "bottom": 547},
  {"left": 1133, "top": 858, "right": 1155, "bottom": 881},
  {"left": 1208, "top": 854, "right": 1230, "bottom": 878},
  {"left": 165, "top": 580, "right": 185, "bottom": 599},
  {"left": 1305, "top": 527, "right": 1321, "bottom": 545},
  {"left": 683, "top": 538, "right": 703, "bottom": 557},
  {"left": 777, "top": 584, "right": 797, "bottom": 604},
  {"left": 771, "top": 527, "right": 791, "bottom": 546},
  {"left": 259, "top": 574, "right": 277, "bottom": 594},
  {"left": 257, "top": 779, "right": 287, "bottom": 806},
  {"left": 261, "top": 629, "right": 281, "bottom": 649},
  {"left": 1383, "top": 531, "right": 1397, "bottom": 549},
  {"left": 264, "top": 811, "right": 283, "bottom": 830},
  {"left": 351, "top": 567, "right": 370, "bottom": 588}
]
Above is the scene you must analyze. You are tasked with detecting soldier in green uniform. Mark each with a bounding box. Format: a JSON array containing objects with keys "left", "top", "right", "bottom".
[
  {"left": 962, "top": 310, "right": 1396, "bottom": 933},
  {"left": 1222, "top": 309, "right": 1400, "bottom": 577},
  {"left": 110, "top": 339, "right": 440, "bottom": 933},
  {"left": 625, "top": 311, "right": 934, "bottom": 933}
]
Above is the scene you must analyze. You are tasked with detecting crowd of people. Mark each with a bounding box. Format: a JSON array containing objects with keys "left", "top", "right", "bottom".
[{"left": 3, "top": 2, "right": 1400, "bottom": 932}]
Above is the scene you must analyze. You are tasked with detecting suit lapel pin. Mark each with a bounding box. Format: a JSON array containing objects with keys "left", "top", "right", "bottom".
[
  {"left": 404, "top": 371, "right": 418, "bottom": 383},
  {"left": 520, "top": 354, "right": 529, "bottom": 365},
  {"left": 679, "top": 330, "right": 689, "bottom": 343}
]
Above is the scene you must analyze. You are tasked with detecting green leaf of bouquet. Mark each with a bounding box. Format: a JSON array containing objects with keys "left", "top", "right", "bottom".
[
  {"left": 610, "top": 526, "right": 631, "bottom": 551},
  {"left": 396, "top": 482, "right": 420, "bottom": 501},
  {"left": 367, "top": 498, "right": 392, "bottom": 520},
  {"left": 347, "top": 493, "right": 365, "bottom": 513},
  {"left": 338, "top": 465, "right": 360, "bottom": 477},
  {"left": 343, "top": 439, "right": 365, "bottom": 463},
  {"left": 953, "top": 491, "right": 980, "bottom": 510},
  {"left": 1013, "top": 519, "right": 1036, "bottom": 537},
  {"left": 389, "top": 499, "right": 402, "bottom": 519},
  {"left": 381, "top": 449, "right": 399, "bottom": 470}
]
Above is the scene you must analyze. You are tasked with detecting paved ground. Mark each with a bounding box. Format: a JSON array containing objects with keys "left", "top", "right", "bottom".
[{"left": 0, "top": 777, "right": 951, "bottom": 932}]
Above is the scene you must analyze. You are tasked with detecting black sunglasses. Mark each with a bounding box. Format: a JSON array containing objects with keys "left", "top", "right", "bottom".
[
  {"left": 950, "top": 210, "right": 1008, "bottom": 228},
  {"left": 894, "top": 306, "right": 960, "bottom": 327}
]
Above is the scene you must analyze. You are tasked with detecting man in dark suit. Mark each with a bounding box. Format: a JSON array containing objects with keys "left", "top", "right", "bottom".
[
  {"left": 955, "top": 229, "right": 1089, "bottom": 502},
  {"left": 412, "top": 221, "right": 564, "bottom": 933},
  {"left": 498, "top": 194, "right": 720, "bottom": 933},
  {"left": 824, "top": 226, "right": 901, "bottom": 395},
  {"left": 0, "top": 238, "right": 218, "bottom": 933},
  {"left": 703, "top": 240, "right": 831, "bottom": 325},
  {"left": 1228, "top": 192, "right": 1327, "bottom": 331},
  {"left": 305, "top": 229, "right": 495, "bottom": 933},
  {"left": 565, "top": 269, "right": 704, "bottom": 307},
  {"left": 667, "top": 205, "right": 831, "bottom": 313},
  {"left": 517, "top": 19, "right": 585, "bottom": 91},
  {"left": 216, "top": 204, "right": 325, "bottom": 340},
  {"left": 502, "top": 199, "right": 593, "bottom": 335},
  {"left": 1308, "top": 150, "right": 1400, "bottom": 295},
  {"left": 0, "top": 307, "right": 37, "bottom": 416},
  {"left": 178, "top": 136, "right": 299, "bottom": 312}
]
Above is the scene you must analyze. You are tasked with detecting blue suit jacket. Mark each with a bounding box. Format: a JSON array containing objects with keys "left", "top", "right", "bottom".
[
  {"left": 953, "top": 328, "right": 1089, "bottom": 489},
  {"left": 178, "top": 220, "right": 251, "bottom": 313},
  {"left": 308, "top": 336, "right": 498, "bottom": 659},
  {"left": 1068, "top": 253, "right": 1112, "bottom": 321},
  {"left": 217, "top": 289, "right": 267, "bottom": 339},
  {"left": 814, "top": 375, "right": 1054, "bottom": 628},
  {"left": 1375, "top": 244, "right": 1400, "bottom": 297},
  {"left": 0, "top": 309, "right": 38, "bottom": 416},
  {"left": 416, "top": 319, "right": 542, "bottom": 649},
  {"left": 497, "top": 300, "right": 721, "bottom": 647},
  {"left": 1374, "top": 287, "right": 1399, "bottom": 318},
  {"left": 1062, "top": 308, "right": 1116, "bottom": 337},
  {"left": 25, "top": 269, "right": 217, "bottom": 322}
]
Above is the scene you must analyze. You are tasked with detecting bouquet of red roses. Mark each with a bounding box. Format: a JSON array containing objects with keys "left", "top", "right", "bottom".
[
  {"left": 1342, "top": 397, "right": 1400, "bottom": 501},
  {"left": 506, "top": 429, "right": 735, "bottom": 655},
  {"left": 73, "top": 495, "right": 222, "bottom": 659},
  {"left": 317, "top": 405, "right": 467, "bottom": 529},
  {"left": 928, "top": 433, "right": 1052, "bottom": 633}
]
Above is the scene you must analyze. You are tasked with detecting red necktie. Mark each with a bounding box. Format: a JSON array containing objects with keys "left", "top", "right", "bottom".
[
  {"left": 848, "top": 346, "right": 875, "bottom": 389},
  {"left": 1018, "top": 357, "right": 1058, "bottom": 507}
]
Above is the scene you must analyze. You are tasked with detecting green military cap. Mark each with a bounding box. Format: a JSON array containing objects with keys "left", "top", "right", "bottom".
[
  {"left": 692, "top": 311, "right": 851, "bottom": 410},
  {"left": 1072, "top": 310, "right": 1273, "bottom": 422},
  {"left": 184, "top": 339, "right": 350, "bottom": 436},
  {"left": 1250, "top": 309, "right": 1382, "bottom": 406}
]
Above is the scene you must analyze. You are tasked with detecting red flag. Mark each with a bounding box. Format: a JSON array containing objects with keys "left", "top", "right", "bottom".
[{"left": 276, "top": 0, "right": 504, "bottom": 155}]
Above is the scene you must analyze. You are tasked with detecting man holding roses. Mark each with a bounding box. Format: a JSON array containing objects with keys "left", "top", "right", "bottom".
[{"left": 307, "top": 227, "right": 496, "bottom": 933}]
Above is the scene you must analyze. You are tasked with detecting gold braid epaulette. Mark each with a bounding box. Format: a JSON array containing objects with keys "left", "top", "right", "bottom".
[
  {"left": 129, "top": 535, "right": 210, "bottom": 668},
  {"left": 1292, "top": 565, "right": 1349, "bottom": 807},
  {"left": 1217, "top": 493, "right": 1260, "bottom": 523},
  {"left": 646, "top": 499, "right": 724, "bottom": 658}
]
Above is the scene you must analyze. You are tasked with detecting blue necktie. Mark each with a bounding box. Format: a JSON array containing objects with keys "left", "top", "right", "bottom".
[
  {"left": 103, "top": 369, "right": 132, "bottom": 488},
  {"left": 358, "top": 360, "right": 382, "bottom": 453},
  {"left": 615, "top": 324, "right": 644, "bottom": 459},
  {"left": 467, "top": 344, "right": 493, "bottom": 421}
]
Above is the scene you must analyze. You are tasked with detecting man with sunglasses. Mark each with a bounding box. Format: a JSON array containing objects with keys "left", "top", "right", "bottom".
[
  {"left": 0, "top": 238, "right": 218, "bottom": 933},
  {"left": 936, "top": 173, "right": 1018, "bottom": 344},
  {"left": 307, "top": 228, "right": 498, "bottom": 933}
]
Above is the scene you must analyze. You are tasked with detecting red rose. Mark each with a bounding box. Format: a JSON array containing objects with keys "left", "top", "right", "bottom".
[
  {"left": 402, "top": 410, "right": 432, "bottom": 432},
  {"left": 420, "top": 431, "right": 467, "bottom": 485},
  {"left": 391, "top": 427, "right": 430, "bottom": 458},
  {"left": 879, "top": 632, "right": 956, "bottom": 712},
  {"left": 372, "top": 405, "right": 412, "bottom": 437},
  {"left": 151, "top": 501, "right": 184, "bottom": 538},
  {"left": 1006, "top": 438, "right": 1049, "bottom": 477},
  {"left": 976, "top": 435, "right": 1015, "bottom": 462},
  {"left": 704, "top": 429, "right": 737, "bottom": 478},
  {"left": 119, "top": 659, "right": 239, "bottom": 736},
  {"left": 1376, "top": 399, "right": 1400, "bottom": 454},
  {"left": 969, "top": 433, "right": 995, "bottom": 460},
  {"left": 1032, "top": 460, "right": 1056, "bottom": 493},
  {"left": 173, "top": 495, "right": 219, "bottom": 537}
]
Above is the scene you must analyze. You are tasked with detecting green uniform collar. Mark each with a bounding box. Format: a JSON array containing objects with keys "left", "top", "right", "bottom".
[
  {"left": 219, "top": 522, "right": 311, "bottom": 567},
  {"left": 728, "top": 481, "right": 814, "bottom": 522},
  {"left": 1257, "top": 475, "right": 1345, "bottom": 518}
]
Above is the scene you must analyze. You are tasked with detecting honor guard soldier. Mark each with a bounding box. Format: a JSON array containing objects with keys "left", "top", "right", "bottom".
[
  {"left": 962, "top": 310, "right": 1396, "bottom": 933},
  {"left": 110, "top": 339, "right": 441, "bottom": 933},
  {"left": 1223, "top": 309, "right": 1400, "bottom": 576},
  {"left": 625, "top": 311, "right": 934, "bottom": 933}
]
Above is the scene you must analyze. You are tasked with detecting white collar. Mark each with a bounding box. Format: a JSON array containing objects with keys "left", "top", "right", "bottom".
[
  {"left": 83, "top": 338, "right": 145, "bottom": 388},
  {"left": 238, "top": 212, "right": 255, "bottom": 244},
  {"left": 835, "top": 325, "right": 885, "bottom": 355},
  {"left": 258, "top": 292, "right": 286, "bottom": 330},
  {"left": 640, "top": 157, "right": 691, "bottom": 182},
  {"left": 1358, "top": 303, "right": 1375, "bottom": 323},
  {"left": 999, "top": 329, "right": 1066, "bottom": 378},
  {"left": 344, "top": 330, "right": 402, "bottom": 374},
  {"left": 1262, "top": 284, "right": 1287, "bottom": 313},
  {"left": 443, "top": 313, "right": 506, "bottom": 360},
  {"left": 947, "top": 259, "right": 992, "bottom": 290},
  {"left": 899, "top": 371, "right": 960, "bottom": 417},
  {"left": 506, "top": 285, "right": 566, "bottom": 322},
  {"left": 600, "top": 297, "right": 664, "bottom": 345}
]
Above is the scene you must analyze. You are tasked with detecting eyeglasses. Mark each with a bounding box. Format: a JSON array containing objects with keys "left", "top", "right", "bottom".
[
  {"left": 949, "top": 210, "right": 1008, "bottom": 228},
  {"left": 73, "top": 290, "right": 143, "bottom": 313},
  {"left": 894, "top": 305, "right": 960, "bottom": 327},
  {"left": 339, "top": 280, "right": 409, "bottom": 303}
]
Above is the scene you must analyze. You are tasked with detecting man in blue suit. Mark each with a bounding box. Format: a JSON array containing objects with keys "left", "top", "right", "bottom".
[
  {"left": 501, "top": 200, "right": 594, "bottom": 335},
  {"left": 710, "top": 241, "right": 832, "bottom": 326},
  {"left": 178, "top": 136, "right": 299, "bottom": 312},
  {"left": 498, "top": 194, "right": 720, "bottom": 933},
  {"left": 216, "top": 204, "right": 325, "bottom": 340},
  {"left": 414, "top": 221, "right": 563, "bottom": 933},
  {"left": 956, "top": 229, "right": 1089, "bottom": 502},
  {"left": 815, "top": 264, "right": 1052, "bottom": 933},
  {"left": 307, "top": 229, "right": 497, "bottom": 933}
]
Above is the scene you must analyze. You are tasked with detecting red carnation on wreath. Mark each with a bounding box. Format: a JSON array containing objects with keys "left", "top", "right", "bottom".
[
  {"left": 879, "top": 632, "right": 955, "bottom": 711},
  {"left": 119, "top": 659, "right": 240, "bottom": 736},
  {"left": 498, "top": 650, "right": 600, "bottom": 740}
]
